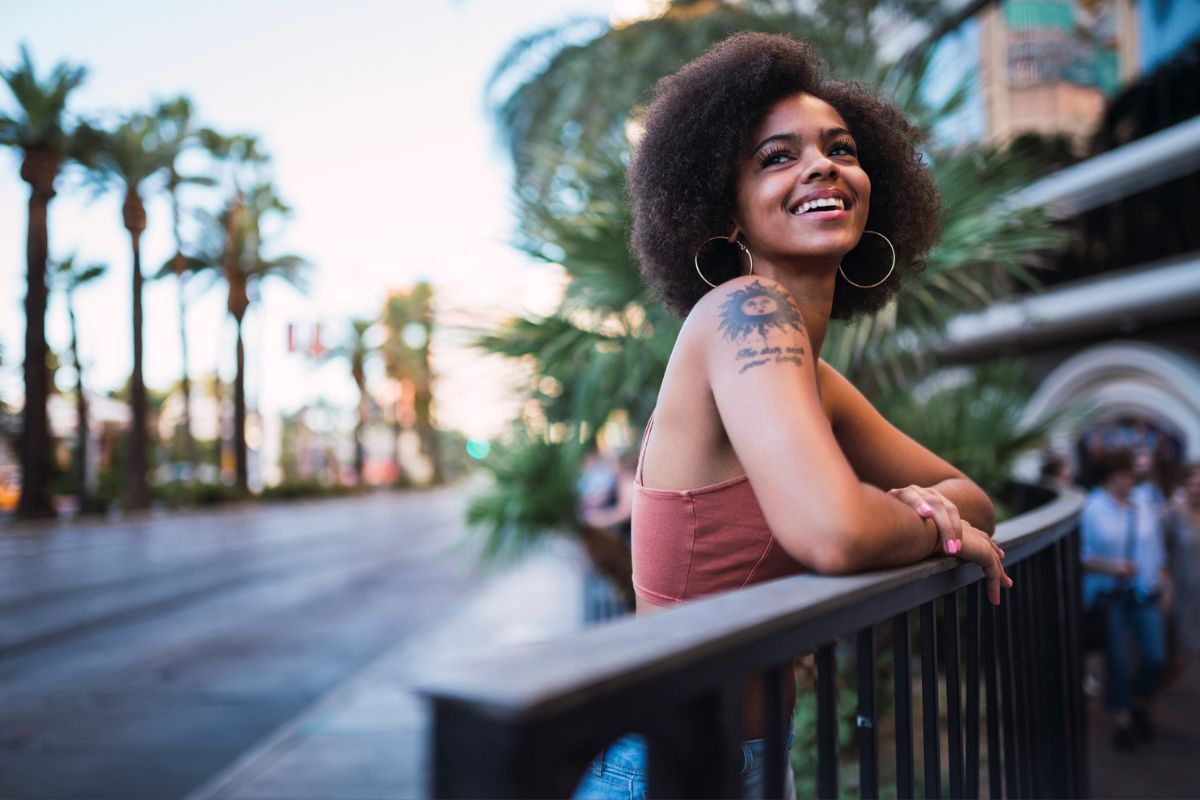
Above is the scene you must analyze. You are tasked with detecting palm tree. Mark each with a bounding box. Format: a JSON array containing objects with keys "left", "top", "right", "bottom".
[
  {"left": 327, "top": 318, "right": 376, "bottom": 484},
  {"left": 382, "top": 284, "right": 442, "bottom": 485},
  {"left": 154, "top": 95, "right": 215, "bottom": 476},
  {"left": 0, "top": 45, "right": 88, "bottom": 519},
  {"left": 85, "top": 112, "right": 173, "bottom": 510},
  {"left": 193, "top": 181, "right": 308, "bottom": 492},
  {"left": 50, "top": 256, "right": 106, "bottom": 512}
]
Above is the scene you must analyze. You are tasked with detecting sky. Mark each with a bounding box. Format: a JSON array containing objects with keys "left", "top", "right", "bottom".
[{"left": 0, "top": 0, "right": 640, "bottom": 456}]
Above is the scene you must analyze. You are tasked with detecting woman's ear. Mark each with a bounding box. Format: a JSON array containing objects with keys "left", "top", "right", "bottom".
[{"left": 727, "top": 223, "right": 743, "bottom": 244}]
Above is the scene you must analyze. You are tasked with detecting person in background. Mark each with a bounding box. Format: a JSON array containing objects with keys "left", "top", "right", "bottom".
[
  {"left": 1040, "top": 451, "right": 1074, "bottom": 490},
  {"left": 1168, "top": 464, "right": 1200, "bottom": 657},
  {"left": 1132, "top": 447, "right": 1167, "bottom": 516},
  {"left": 579, "top": 448, "right": 638, "bottom": 541},
  {"left": 577, "top": 451, "right": 619, "bottom": 523},
  {"left": 1080, "top": 449, "right": 1170, "bottom": 750}
]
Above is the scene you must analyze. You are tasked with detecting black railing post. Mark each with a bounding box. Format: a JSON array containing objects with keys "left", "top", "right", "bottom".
[
  {"left": 983, "top": 598, "right": 1003, "bottom": 800},
  {"left": 647, "top": 686, "right": 743, "bottom": 799},
  {"left": 1016, "top": 561, "right": 1035, "bottom": 799},
  {"left": 920, "top": 602, "right": 941, "bottom": 800},
  {"left": 763, "top": 662, "right": 789, "bottom": 800},
  {"left": 817, "top": 642, "right": 839, "bottom": 799},
  {"left": 857, "top": 628, "right": 878, "bottom": 800},
  {"left": 894, "top": 611, "right": 915, "bottom": 800},
  {"left": 965, "top": 584, "right": 981, "bottom": 799},
  {"left": 1066, "top": 527, "right": 1090, "bottom": 798},
  {"left": 998, "top": 593, "right": 1020, "bottom": 798},
  {"left": 944, "top": 591, "right": 964, "bottom": 798}
]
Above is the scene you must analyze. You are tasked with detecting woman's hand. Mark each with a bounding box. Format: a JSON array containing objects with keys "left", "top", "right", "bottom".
[
  {"left": 888, "top": 484, "right": 963, "bottom": 556},
  {"left": 957, "top": 522, "right": 1013, "bottom": 606}
]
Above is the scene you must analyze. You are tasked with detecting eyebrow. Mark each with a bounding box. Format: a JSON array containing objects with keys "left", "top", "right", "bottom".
[{"left": 751, "top": 127, "right": 855, "bottom": 154}]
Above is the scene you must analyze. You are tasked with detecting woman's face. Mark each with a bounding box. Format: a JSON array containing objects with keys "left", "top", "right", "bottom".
[{"left": 731, "top": 92, "right": 870, "bottom": 267}]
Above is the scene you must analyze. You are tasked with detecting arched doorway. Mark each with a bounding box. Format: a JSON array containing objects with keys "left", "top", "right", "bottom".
[{"left": 1020, "top": 341, "right": 1200, "bottom": 488}]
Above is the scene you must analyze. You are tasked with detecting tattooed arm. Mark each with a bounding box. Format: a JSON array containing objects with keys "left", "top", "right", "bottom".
[{"left": 699, "top": 276, "right": 1009, "bottom": 600}]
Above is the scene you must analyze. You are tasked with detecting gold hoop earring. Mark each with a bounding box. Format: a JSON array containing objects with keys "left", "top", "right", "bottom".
[
  {"left": 838, "top": 230, "right": 896, "bottom": 289},
  {"left": 694, "top": 237, "right": 754, "bottom": 289}
]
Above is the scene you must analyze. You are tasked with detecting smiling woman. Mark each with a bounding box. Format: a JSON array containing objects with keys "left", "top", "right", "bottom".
[{"left": 573, "top": 31, "right": 1007, "bottom": 800}]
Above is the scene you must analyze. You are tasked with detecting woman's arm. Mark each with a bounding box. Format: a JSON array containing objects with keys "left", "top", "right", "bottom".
[
  {"left": 819, "top": 361, "right": 997, "bottom": 535},
  {"left": 698, "top": 277, "right": 1003, "bottom": 581}
]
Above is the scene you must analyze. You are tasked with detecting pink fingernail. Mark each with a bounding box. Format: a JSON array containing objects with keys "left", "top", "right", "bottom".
[
  {"left": 918, "top": 504, "right": 933, "bottom": 516},
  {"left": 951, "top": 540, "right": 961, "bottom": 554}
]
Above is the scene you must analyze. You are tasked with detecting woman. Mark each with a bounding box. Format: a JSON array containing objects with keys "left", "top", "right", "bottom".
[{"left": 574, "top": 32, "right": 1008, "bottom": 799}]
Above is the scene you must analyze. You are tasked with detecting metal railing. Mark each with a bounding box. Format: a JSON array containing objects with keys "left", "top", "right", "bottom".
[{"left": 419, "top": 482, "right": 1086, "bottom": 798}]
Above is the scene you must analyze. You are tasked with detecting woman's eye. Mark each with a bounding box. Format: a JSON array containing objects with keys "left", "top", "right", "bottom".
[
  {"left": 760, "top": 150, "right": 791, "bottom": 166},
  {"left": 831, "top": 141, "right": 858, "bottom": 157}
]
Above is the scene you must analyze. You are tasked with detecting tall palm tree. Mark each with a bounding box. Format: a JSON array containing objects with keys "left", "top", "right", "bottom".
[
  {"left": 85, "top": 112, "right": 173, "bottom": 510},
  {"left": 50, "top": 256, "right": 106, "bottom": 512},
  {"left": 328, "top": 318, "right": 376, "bottom": 484},
  {"left": 382, "top": 284, "right": 442, "bottom": 484},
  {"left": 0, "top": 45, "right": 88, "bottom": 519},
  {"left": 154, "top": 95, "right": 214, "bottom": 476},
  {"left": 193, "top": 181, "right": 308, "bottom": 492}
]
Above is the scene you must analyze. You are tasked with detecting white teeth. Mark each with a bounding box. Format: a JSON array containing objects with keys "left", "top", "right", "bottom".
[{"left": 791, "top": 196, "right": 846, "bottom": 215}]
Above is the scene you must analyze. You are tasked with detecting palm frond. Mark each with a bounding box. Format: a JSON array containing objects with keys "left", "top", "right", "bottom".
[{"left": 464, "top": 432, "right": 584, "bottom": 570}]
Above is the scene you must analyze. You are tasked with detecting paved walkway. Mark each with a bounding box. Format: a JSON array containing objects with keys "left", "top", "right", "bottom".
[
  {"left": 187, "top": 537, "right": 592, "bottom": 800},
  {"left": 1086, "top": 653, "right": 1200, "bottom": 799}
]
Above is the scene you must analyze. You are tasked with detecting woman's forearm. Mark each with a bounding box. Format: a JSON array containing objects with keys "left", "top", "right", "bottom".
[
  {"left": 932, "top": 477, "right": 997, "bottom": 535},
  {"left": 818, "top": 484, "right": 941, "bottom": 574}
]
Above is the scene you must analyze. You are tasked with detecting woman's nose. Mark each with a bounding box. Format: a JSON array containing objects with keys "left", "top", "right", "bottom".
[{"left": 804, "top": 149, "right": 838, "bottom": 181}]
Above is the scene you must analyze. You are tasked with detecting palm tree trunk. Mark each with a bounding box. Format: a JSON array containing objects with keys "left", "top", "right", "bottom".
[
  {"left": 171, "top": 184, "right": 198, "bottom": 473},
  {"left": 176, "top": 272, "right": 198, "bottom": 470},
  {"left": 354, "top": 383, "right": 367, "bottom": 484},
  {"left": 233, "top": 315, "right": 248, "bottom": 493},
  {"left": 67, "top": 297, "right": 89, "bottom": 513},
  {"left": 16, "top": 150, "right": 58, "bottom": 519},
  {"left": 414, "top": 382, "right": 443, "bottom": 485},
  {"left": 391, "top": 401, "right": 406, "bottom": 486},
  {"left": 125, "top": 189, "right": 150, "bottom": 510}
]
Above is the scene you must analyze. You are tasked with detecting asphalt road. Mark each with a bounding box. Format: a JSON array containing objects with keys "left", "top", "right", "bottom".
[{"left": 0, "top": 488, "right": 486, "bottom": 800}]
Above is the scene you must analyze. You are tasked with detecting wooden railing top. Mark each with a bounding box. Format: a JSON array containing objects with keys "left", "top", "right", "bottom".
[{"left": 418, "top": 483, "right": 1085, "bottom": 723}]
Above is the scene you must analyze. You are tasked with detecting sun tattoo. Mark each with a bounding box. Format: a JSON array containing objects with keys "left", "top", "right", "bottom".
[
  {"left": 718, "top": 281, "right": 807, "bottom": 374},
  {"left": 718, "top": 280, "right": 804, "bottom": 343}
]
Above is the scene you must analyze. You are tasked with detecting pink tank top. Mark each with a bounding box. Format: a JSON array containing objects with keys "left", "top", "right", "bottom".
[{"left": 631, "top": 414, "right": 808, "bottom": 606}]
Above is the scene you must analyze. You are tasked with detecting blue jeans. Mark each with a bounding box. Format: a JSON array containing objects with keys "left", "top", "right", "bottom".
[
  {"left": 1103, "top": 592, "right": 1166, "bottom": 711},
  {"left": 572, "top": 729, "right": 797, "bottom": 799}
]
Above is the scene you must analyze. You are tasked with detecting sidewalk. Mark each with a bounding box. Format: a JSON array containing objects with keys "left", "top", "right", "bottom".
[
  {"left": 186, "top": 536, "right": 593, "bottom": 800},
  {"left": 1087, "top": 654, "right": 1200, "bottom": 799}
]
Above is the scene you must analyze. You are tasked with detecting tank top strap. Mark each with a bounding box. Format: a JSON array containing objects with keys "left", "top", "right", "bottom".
[{"left": 635, "top": 413, "right": 655, "bottom": 485}]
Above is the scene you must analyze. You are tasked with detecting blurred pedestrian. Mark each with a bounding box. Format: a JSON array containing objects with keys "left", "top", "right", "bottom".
[
  {"left": 1080, "top": 449, "right": 1169, "bottom": 750},
  {"left": 1040, "top": 451, "right": 1074, "bottom": 490},
  {"left": 1168, "top": 463, "right": 1200, "bottom": 657},
  {"left": 579, "top": 447, "right": 637, "bottom": 541},
  {"left": 577, "top": 451, "right": 619, "bottom": 521}
]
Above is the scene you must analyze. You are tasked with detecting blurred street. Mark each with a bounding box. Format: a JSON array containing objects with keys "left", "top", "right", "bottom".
[{"left": 0, "top": 489, "right": 494, "bottom": 800}]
